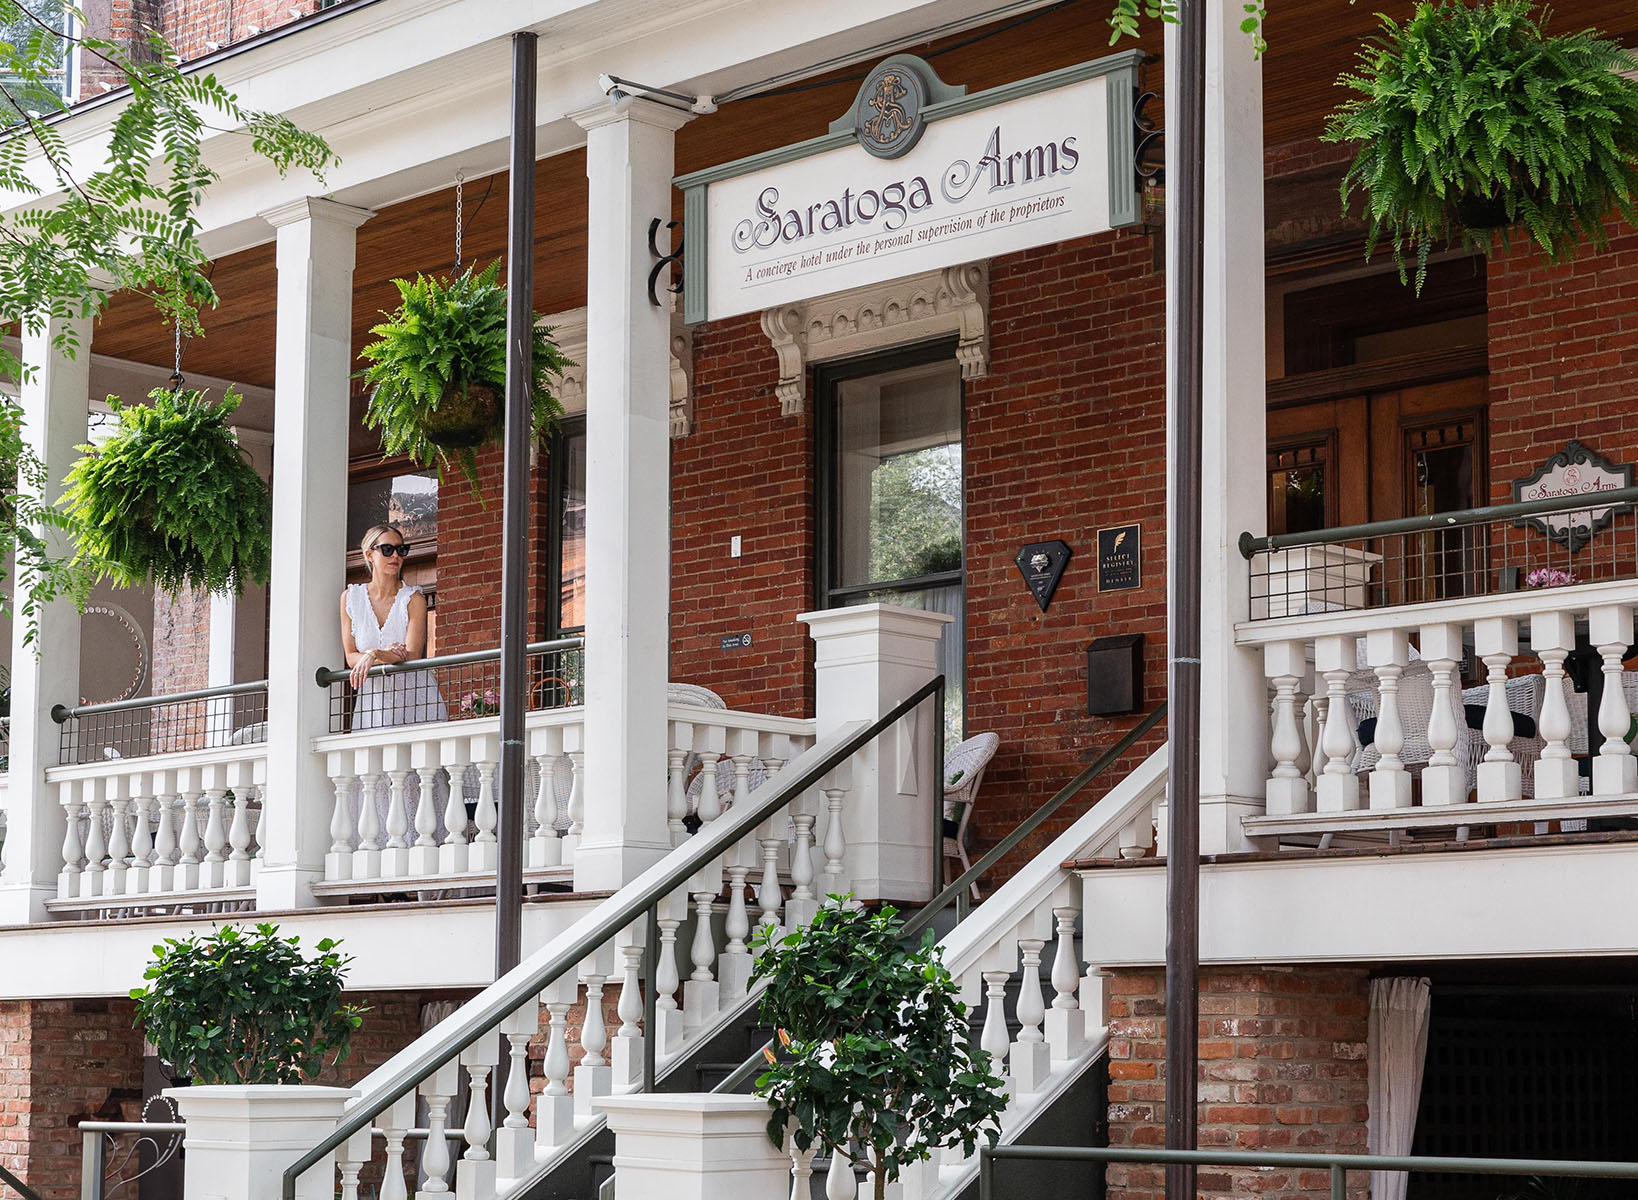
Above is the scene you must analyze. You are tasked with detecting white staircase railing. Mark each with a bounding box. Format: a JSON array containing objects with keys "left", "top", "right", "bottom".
[{"left": 281, "top": 678, "right": 944, "bottom": 1200}]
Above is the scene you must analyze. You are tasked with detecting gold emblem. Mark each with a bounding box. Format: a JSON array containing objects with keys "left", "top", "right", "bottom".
[{"left": 862, "top": 72, "right": 914, "bottom": 148}]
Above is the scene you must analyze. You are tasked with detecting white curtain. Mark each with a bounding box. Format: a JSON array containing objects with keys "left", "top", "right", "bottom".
[{"left": 1367, "top": 976, "right": 1432, "bottom": 1200}]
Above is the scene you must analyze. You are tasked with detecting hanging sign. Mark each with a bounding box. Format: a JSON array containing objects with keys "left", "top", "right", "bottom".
[
  {"left": 676, "top": 51, "right": 1144, "bottom": 325},
  {"left": 1511, "top": 440, "right": 1634, "bottom": 551}
]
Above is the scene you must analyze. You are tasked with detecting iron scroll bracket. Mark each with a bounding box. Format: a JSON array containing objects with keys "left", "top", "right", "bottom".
[{"left": 647, "top": 218, "right": 683, "bottom": 307}]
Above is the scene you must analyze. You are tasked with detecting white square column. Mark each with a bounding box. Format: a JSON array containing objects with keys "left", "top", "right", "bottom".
[
  {"left": 570, "top": 97, "right": 693, "bottom": 892},
  {"left": 256, "top": 197, "right": 374, "bottom": 910},
  {"left": 1168, "top": 6, "right": 1268, "bottom": 853},
  {"left": 0, "top": 315, "right": 91, "bottom": 923},
  {"left": 801, "top": 603, "right": 950, "bottom": 903}
]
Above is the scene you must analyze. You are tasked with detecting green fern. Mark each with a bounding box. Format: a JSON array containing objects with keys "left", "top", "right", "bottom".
[
  {"left": 357, "top": 259, "right": 571, "bottom": 492},
  {"left": 60, "top": 386, "right": 271, "bottom": 596},
  {"left": 1323, "top": 0, "right": 1638, "bottom": 292}
]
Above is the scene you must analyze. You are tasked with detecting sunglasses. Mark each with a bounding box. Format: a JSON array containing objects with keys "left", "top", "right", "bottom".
[{"left": 370, "top": 542, "right": 412, "bottom": 558}]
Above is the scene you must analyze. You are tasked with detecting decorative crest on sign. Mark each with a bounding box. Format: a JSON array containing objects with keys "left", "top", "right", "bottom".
[
  {"left": 830, "top": 55, "right": 966, "bottom": 160},
  {"left": 1511, "top": 439, "right": 1634, "bottom": 552}
]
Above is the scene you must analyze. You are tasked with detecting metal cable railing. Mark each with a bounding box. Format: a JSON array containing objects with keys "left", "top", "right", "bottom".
[
  {"left": 51, "top": 679, "right": 269, "bottom": 765},
  {"left": 1241, "top": 486, "right": 1638, "bottom": 618},
  {"left": 314, "top": 636, "right": 585, "bottom": 733},
  {"left": 709, "top": 701, "right": 1169, "bottom": 1096},
  {"left": 979, "top": 1144, "right": 1638, "bottom": 1200},
  {"left": 282, "top": 675, "right": 945, "bottom": 1200}
]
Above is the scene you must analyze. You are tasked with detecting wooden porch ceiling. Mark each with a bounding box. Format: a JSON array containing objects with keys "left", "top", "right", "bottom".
[{"left": 91, "top": 0, "right": 1638, "bottom": 393}]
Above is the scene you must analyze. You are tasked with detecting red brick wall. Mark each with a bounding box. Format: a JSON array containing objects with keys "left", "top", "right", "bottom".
[
  {"left": 669, "top": 313, "right": 816, "bottom": 715},
  {"left": 962, "top": 231, "right": 1169, "bottom": 865},
  {"left": 1486, "top": 220, "right": 1638, "bottom": 506},
  {"left": 149, "top": 584, "right": 214, "bottom": 751},
  {"left": 1105, "top": 967, "right": 1371, "bottom": 1200}
]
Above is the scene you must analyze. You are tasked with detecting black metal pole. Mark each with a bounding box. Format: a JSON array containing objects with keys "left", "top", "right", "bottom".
[
  {"left": 1165, "top": 3, "right": 1205, "bottom": 1200},
  {"left": 497, "top": 29, "right": 537, "bottom": 983}
]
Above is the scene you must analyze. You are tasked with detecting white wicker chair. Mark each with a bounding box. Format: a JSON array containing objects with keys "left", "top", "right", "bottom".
[{"left": 943, "top": 733, "right": 1000, "bottom": 901}]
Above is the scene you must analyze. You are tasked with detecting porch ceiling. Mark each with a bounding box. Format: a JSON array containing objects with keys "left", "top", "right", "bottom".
[{"left": 90, "top": 0, "right": 1638, "bottom": 392}]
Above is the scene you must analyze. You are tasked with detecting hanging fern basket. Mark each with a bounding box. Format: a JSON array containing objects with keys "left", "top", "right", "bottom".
[
  {"left": 1323, "top": 0, "right": 1638, "bottom": 292},
  {"left": 60, "top": 386, "right": 272, "bottom": 596},
  {"left": 423, "top": 379, "right": 503, "bottom": 449}
]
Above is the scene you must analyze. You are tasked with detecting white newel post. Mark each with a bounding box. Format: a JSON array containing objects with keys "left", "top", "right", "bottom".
[
  {"left": 1170, "top": 0, "right": 1267, "bottom": 852},
  {"left": 801, "top": 603, "right": 949, "bottom": 903},
  {"left": 595, "top": 1095, "right": 790, "bottom": 1200},
  {"left": 168, "top": 1085, "right": 354, "bottom": 1200},
  {"left": 570, "top": 96, "right": 693, "bottom": 892},
  {"left": 257, "top": 197, "right": 374, "bottom": 909},
  {"left": 0, "top": 314, "right": 91, "bottom": 923}
]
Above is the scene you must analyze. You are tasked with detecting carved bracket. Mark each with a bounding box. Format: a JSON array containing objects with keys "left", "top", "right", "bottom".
[{"left": 758, "top": 261, "right": 990, "bottom": 417}]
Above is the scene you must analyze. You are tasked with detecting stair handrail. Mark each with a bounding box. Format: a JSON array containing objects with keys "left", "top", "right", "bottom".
[
  {"left": 0, "top": 1162, "right": 45, "bottom": 1200},
  {"left": 711, "top": 703, "right": 1168, "bottom": 1095},
  {"left": 281, "top": 675, "right": 945, "bottom": 1200}
]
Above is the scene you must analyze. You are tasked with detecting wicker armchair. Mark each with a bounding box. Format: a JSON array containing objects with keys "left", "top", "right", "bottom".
[{"left": 943, "top": 732, "right": 1000, "bottom": 901}]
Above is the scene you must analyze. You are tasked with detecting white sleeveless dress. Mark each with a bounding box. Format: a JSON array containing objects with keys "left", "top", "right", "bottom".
[{"left": 347, "top": 583, "right": 447, "bottom": 729}]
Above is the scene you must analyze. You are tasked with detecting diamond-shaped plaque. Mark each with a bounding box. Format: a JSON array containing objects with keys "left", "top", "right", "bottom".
[{"left": 1015, "top": 540, "right": 1072, "bottom": 613}]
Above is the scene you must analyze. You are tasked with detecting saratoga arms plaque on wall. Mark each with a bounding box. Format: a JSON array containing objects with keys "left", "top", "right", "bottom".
[
  {"left": 676, "top": 51, "right": 1144, "bottom": 324},
  {"left": 1511, "top": 440, "right": 1634, "bottom": 551}
]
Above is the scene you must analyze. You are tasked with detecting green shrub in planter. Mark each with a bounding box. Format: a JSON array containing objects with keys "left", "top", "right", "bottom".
[
  {"left": 130, "top": 923, "right": 366, "bottom": 1085},
  {"left": 1324, "top": 0, "right": 1638, "bottom": 292},
  {"left": 750, "top": 899, "right": 1006, "bottom": 1200},
  {"left": 60, "top": 386, "right": 270, "bottom": 595},
  {"left": 358, "top": 259, "right": 571, "bottom": 492}
]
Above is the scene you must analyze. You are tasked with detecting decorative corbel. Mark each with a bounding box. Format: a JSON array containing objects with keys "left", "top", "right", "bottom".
[
  {"left": 760, "top": 305, "right": 807, "bottom": 417},
  {"left": 669, "top": 315, "right": 695, "bottom": 438}
]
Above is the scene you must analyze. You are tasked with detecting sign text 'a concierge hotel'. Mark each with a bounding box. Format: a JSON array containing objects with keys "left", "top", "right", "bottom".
[{"left": 677, "top": 51, "right": 1144, "bottom": 324}]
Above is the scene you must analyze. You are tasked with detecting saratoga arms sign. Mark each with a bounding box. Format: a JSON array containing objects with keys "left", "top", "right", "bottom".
[{"left": 675, "top": 52, "right": 1144, "bottom": 325}]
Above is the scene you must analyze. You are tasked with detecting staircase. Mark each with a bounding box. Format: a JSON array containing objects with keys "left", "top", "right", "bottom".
[{"left": 283, "top": 682, "right": 1167, "bottom": 1200}]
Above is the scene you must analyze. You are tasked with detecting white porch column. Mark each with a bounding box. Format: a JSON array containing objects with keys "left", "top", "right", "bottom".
[
  {"left": 800, "top": 603, "right": 948, "bottom": 903},
  {"left": 1168, "top": 5, "right": 1267, "bottom": 854},
  {"left": 257, "top": 197, "right": 373, "bottom": 909},
  {"left": 570, "top": 97, "right": 693, "bottom": 891},
  {"left": 0, "top": 315, "right": 91, "bottom": 923}
]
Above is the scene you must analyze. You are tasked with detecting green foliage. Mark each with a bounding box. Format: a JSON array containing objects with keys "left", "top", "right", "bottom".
[
  {"left": 1323, "top": 1, "right": 1638, "bottom": 293},
  {"left": 750, "top": 899, "right": 1006, "bottom": 1200},
  {"left": 130, "top": 923, "right": 367, "bottom": 1085},
  {"left": 358, "top": 259, "right": 571, "bottom": 492},
  {"left": 867, "top": 447, "right": 962, "bottom": 582},
  {"left": 0, "top": 1, "right": 335, "bottom": 640},
  {"left": 60, "top": 386, "right": 271, "bottom": 595},
  {"left": 1105, "top": 1, "right": 1266, "bottom": 56}
]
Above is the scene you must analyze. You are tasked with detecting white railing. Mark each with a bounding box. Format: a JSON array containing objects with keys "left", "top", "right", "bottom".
[
  {"left": 1237, "top": 579, "right": 1638, "bottom": 845},
  {"left": 46, "top": 744, "right": 267, "bottom": 910},
  {"left": 278, "top": 681, "right": 940, "bottom": 1200},
  {"left": 310, "top": 704, "right": 815, "bottom": 896}
]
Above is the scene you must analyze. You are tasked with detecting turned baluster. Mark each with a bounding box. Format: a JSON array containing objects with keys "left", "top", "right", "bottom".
[
  {"left": 719, "top": 860, "right": 754, "bottom": 1002},
  {"left": 467, "top": 736, "right": 499, "bottom": 873},
  {"left": 653, "top": 906, "right": 684, "bottom": 1055},
  {"left": 819, "top": 767, "right": 850, "bottom": 897},
  {"left": 535, "top": 980, "right": 576, "bottom": 1152},
  {"left": 696, "top": 750, "right": 724, "bottom": 824},
  {"left": 575, "top": 970, "right": 612, "bottom": 1117},
  {"left": 1011, "top": 937, "right": 1050, "bottom": 1094},
  {"left": 201, "top": 781, "right": 229, "bottom": 889},
  {"left": 1529, "top": 612, "right": 1579, "bottom": 801},
  {"left": 150, "top": 772, "right": 178, "bottom": 892},
  {"left": 684, "top": 882, "right": 722, "bottom": 1034},
  {"left": 529, "top": 724, "right": 565, "bottom": 868},
  {"left": 1367, "top": 629, "right": 1413, "bottom": 811},
  {"left": 826, "top": 1147, "right": 855, "bottom": 1200},
  {"left": 380, "top": 745, "right": 411, "bottom": 878},
  {"left": 1419, "top": 623, "right": 1467, "bottom": 807},
  {"left": 1314, "top": 636, "right": 1360, "bottom": 813},
  {"left": 1045, "top": 905, "right": 1088, "bottom": 1060},
  {"left": 417, "top": 1060, "right": 460, "bottom": 1194},
  {"left": 1592, "top": 605, "right": 1637, "bottom": 796},
  {"left": 563, "top": 740, "right": 586, "bottom": 855},
  {"left": 76, "top": 780, "right": 110, "bottom": 900},
  {"left": 325, "top": 751, "right": 357, "bottom": 882},
  {"left": 756, "top": 820, "right": 784, "bottom": 944},
  {"left": 126, "top": 787, "right": 154, "bottom": 895},
  {"left": 377, "top": 1093, "right": 416, "bottom": 1200},
  {"left": 496, "top": 1002, "right": 539, "bottom": 1184},
  {"left": 57, "top": 784, "right": 84, "bottom": 899},
  {"left": 457, "top": 1034, "right": 498, "bottom": 1197},
  {"left": 1264, "top": 640, "right": 1311, "bottom": 817},
  {"left": 727, "top": 728, "right": 758, "bottom": 812},
  {"left": 410, "top": 756, "right": 442, "bottom": 876},
  {"left": 666, "top": 738, "right": 690, "bottom": 846},
  {"left": 439, "top": 737, "right": 471, "bottom": 875},
  {"left": 980, "top": 969, "right": 1012, "bottom": 1086},
  {"left": 789, "top": 1142, "right": 817, "bottom": 1200},
  {"left": 1475, "top": 617, "right": 1523, "bottom": 803},
  {"left": 786, "top": 802, "right": 819, "bottom": 931},
  {"left": 173, "top": 770, "right": 205, "bottom": 892},
  {"left": 612, "top": 943, "right": 645, "bottom": 1090}
]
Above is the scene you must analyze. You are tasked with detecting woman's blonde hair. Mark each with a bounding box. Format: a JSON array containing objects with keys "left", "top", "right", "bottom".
[{"left": 359, "top": 524, "right": 404, "bottom": 575}]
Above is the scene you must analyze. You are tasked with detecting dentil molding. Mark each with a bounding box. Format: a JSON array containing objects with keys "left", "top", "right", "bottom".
[
  {"left": 758, "top": 261, "right": 989, "bottom": 417},
  {"left": 547, "top": 306, "right": 695, "bottom": 438}
]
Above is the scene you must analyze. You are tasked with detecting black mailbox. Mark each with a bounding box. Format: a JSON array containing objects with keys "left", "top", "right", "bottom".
[{"left": 1086, "top": 633, "right": 1144, "bottom": 716}]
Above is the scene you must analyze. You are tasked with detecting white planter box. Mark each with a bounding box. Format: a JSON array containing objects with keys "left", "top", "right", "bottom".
[{"left": 1253, "top": 544, "right": 1382, "bottom": 619}]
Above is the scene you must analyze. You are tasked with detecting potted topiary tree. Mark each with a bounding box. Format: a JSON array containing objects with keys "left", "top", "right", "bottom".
[
  {"left": 1324, "top": 0, "right": 1638, "bottom": 293},
  {"left": 130, "top": 922, "right": 366, "bottom": 1084},
  {"left": 357, "top": 259, "right": 571, "bottom": 491},
  {"left": 750, "top": 898, "right": 1007, "bottom": 1200},
  {"left": 59, "top": 385, "right": 271, "bottom": 597}
]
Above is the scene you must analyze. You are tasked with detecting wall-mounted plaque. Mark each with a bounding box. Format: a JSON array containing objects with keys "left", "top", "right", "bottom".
[
  {"left": 720, "top": 633, "right": 753, "bottom": 651},
  {"left": 1511, "top": 440, "right": 1634, "bottom": 551},
  {"left": 1096, "top": 524, "right": 1141, "bottom": 591},
  {"left": 1015, "top": 540, "right": 1072, "bottom": 612}
]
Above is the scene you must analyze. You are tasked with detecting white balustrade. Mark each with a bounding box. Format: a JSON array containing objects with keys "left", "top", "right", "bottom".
[
  {"left": 47, "top": 748, "right": 266, "bottom": 908},
  {"left": 1238, "top": 585, "right": 1638, "bottom": 848}
]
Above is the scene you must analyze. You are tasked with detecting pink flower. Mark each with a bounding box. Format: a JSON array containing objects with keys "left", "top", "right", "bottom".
[{"left": 1525, "top": 568, "right": 1580, "bottom": 589}]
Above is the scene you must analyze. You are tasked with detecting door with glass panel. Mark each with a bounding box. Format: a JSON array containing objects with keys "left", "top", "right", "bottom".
[{"left": 818, "top": 346, "right": 964, "bottom": 747}]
